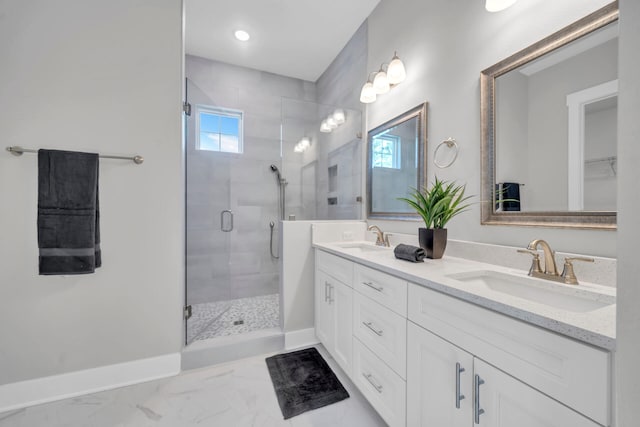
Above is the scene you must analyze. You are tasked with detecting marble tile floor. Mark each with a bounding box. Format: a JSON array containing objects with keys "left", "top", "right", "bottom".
[
  {"left": 188, "top": 294, "right": 280, "bottom": 344},
  {"left": 0, "top": 345, "right": 386, "bottom": 427}
]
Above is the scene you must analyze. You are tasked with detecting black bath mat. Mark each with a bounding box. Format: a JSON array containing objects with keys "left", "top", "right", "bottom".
[{"left": 266, "top": 347, "right": 349, "bottom": 419}]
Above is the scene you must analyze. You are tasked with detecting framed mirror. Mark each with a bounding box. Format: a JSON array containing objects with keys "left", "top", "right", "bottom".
[
  {"left": 367, "top": 102, "right": 428, "bottom": 219},
  {"left": 480, "top": 2, "right": 618, "bottom": 229}
]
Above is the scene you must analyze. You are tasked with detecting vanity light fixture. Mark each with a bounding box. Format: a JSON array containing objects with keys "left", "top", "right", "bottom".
[
  {"left": 359, "top": 79, "right": 377, "bottom": 104},
  {"left": 360, "top": 52, "right": 406, "bottom": 103},
  {"left": 373, "top": 67, "right": 390, "bottom": 94},
  {"left": 234, "top": 30, "right": 251, "bottom": 41},
  {"left": 319, "top": 110, "right": 347, "bottom": 133},
  {"left": 294, "top": 137, "right": 311, "bottom": 153},
  {"left": 320, "top": 120, "right": 332, "bottom": 133},
  {"left": 326, "top": 116, "right": 338, "bottom": 130},
  {"left": 485, "top": 0, "right": 518, "bottom": 12},
  {"left": 333, "top": 109, "right": 346, "bottom": 125},
  {"left": 387, "top": 52, "right": 407, "bottom": 84}
]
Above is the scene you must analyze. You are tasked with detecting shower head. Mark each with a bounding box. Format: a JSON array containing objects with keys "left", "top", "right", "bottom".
[{"left": 270, "top": 164, "right": 282, "bottom": 182}]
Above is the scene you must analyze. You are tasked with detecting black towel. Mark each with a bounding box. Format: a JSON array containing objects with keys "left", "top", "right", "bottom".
[
  {"left": 394, "top": 244, "right": 426, "bottom": 262},
  {"left": 501, "top": 182, "right": 521, "bottom": 211},
  {"left": 38, "top": 149, "right": 101, "bottom": 275}
]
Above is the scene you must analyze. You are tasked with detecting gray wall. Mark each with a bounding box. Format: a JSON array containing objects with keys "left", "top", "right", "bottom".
[
  {"left": 616, "top": 0, "right": 640, "bottom": 424},
  {"left": 314, "top": 22, "right": 368, "bottom": 221},
  {"left": 185, "top": 55, "right": 315, "bottom": 303},
  {"left": 364, "top": 0, "right": 617, "bottom": 258},
  {"left": 0, "top": 0, "right": 183, "bottom": 384},
  {"left": 496, "top": 69, "right": 530, "bottom": 204},
  {"left": 526, "top": 38, "right": 617, "bottom": 211}
]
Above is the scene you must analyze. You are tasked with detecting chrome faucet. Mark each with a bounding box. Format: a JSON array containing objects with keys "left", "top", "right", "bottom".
[
  {"left": 367, "top": 225, "right": 390, "bottom": 247},
  {"left": 518, "top": 239, "right": 594, "bottom": 285}
]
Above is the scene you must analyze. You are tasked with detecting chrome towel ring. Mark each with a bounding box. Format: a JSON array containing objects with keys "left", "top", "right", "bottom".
[{"left": 434, "top": 137, "right": 459, "bottom": 168}]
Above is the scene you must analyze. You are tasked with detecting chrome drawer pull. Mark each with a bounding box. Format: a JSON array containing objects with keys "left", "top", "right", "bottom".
[
  {"left": 474, "top": 374, "right": 485, "bottom": 424},
  {"left": 455, "top": 362, "right": 465, "bottom": 409},
  {"left": 363, "top": 321, "right": 384, "bottom": 336},
  {"left": 362, "top": 281, "right": 384, "bottom": 292},
  {"left": 362, "top": 372, "right": 383, "bottom": 393},
  {"left": 324, "top": 281, "right": 330, "bottom": 302}
]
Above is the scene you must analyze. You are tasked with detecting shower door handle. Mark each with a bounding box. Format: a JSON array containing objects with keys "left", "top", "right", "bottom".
[{"left": 220, "top": 210, "right": 234, "bottom": 232}]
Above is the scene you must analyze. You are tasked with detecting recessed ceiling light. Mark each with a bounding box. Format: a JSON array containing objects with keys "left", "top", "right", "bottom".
[{"left": 234, "top": 30, "right": 250, "bottom": 42}]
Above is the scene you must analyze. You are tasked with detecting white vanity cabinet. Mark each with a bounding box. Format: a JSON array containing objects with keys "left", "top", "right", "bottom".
[
  {"left": 408, "top": 283, "right": 609, "bottom": 427},
  {"left": 407, "top": 322, "right": 601, "bottom": 427},
  {"left": 407, "top": 322, "right": 473, "bottom": 427},
  {"left": 315, "top": 252, "right": 354, "bottom": 376},
  {"left": 314, "top": 247, "right": 612, "bottom": 427}
]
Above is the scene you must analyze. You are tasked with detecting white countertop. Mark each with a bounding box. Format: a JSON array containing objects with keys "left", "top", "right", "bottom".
[{"left": 313, "top": 241, "right": 616, "bottom": 351}]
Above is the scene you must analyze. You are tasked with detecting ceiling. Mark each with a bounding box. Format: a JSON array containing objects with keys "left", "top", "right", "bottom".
[{"left": 185, "top": 0, "right": 380, "bottom": 82}]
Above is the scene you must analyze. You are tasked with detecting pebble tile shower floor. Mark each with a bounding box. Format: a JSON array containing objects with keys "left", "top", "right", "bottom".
[{"left": 187, "top": 294, "right": 280, "bottom": 343}]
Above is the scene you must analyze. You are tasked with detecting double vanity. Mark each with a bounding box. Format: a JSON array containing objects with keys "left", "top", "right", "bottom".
[{"left": 312, "top": 230, "right": 615, "bottom": 427}]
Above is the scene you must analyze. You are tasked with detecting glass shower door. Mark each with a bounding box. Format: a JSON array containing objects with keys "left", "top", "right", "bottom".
[{"left": 185, "top": 78, "right": 233, "bottom": 344}]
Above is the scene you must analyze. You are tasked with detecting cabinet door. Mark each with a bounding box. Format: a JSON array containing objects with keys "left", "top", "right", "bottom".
[
  {"left": 331, "top": 279, "right": 353, "bottom": 376},
  {"left": 473, "top": 359, "right": 601, "bottom": 427},
  {"left": 407, "top": 322, "right": 473, "bottom": 427},
  {"left": 315, "top": 269, "right": 333, "bottom": 350}
]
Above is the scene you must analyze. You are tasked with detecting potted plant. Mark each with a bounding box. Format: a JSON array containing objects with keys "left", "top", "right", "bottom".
[{"left": 399, "top": 177, "right": 473, "bottom": 259}]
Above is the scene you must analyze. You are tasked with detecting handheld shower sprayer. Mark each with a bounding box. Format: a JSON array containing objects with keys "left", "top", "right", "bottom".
[{"left": 270, "top": 164, "right": 282, "bottom": 183}]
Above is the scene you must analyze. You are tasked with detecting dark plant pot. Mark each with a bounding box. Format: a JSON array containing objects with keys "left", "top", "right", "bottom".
[{"left": 418, "top": 228, "right": 448, "bottom": 259}]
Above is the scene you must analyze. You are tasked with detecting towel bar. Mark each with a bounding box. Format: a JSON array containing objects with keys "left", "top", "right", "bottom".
[{"left": 6, "top": 146, "right": 144, "bottom": 164}]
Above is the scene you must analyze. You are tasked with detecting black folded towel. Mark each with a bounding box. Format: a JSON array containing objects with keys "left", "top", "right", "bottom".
[
  {"left": 394, "top": 244, "right": 426, "bottom": 263},
  {"left": 38, "top": 149, "right": 101, "bottom": 275},
  {"left": 501, "top": 182, "right": 521, "bottom": 211}
]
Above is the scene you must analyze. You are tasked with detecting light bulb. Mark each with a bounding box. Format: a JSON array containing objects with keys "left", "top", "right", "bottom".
[
  {"left": 485, "top": 0, "right": 517, "bottom": 12},
  {"left": 373, "top": 70, "right": 390, "bottom": 94},
  {"left": 299, "top": 137, "right": 310, "bottom": 149},
  {"left": 327, "top": 116, "right": 338, "bottom": 129},
  {"left": 234, "top": 30, "right": 250, "bottom": 41},
  {"left": 332, "top": 109, "right": 346, "bottom": 125},
  {"left": 320, "top": 120, "right": 331, "bottom": 133},
  {"left": 294, "top": 143, "right": 304, "bottom": 153},
  {"left": 360, "top": 82, "right": 376, "bottom": 104},
  {"left": 387, "top": 54, "right": 406, "bottom": 84}
]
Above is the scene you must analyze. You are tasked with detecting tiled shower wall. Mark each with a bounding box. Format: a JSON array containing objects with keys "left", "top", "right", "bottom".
[
  {"left": 186, "top": 55, "right": 316, "bottom": 304},
  {"left": 186, "top": 20, "right": 367, "bottom": 305}
]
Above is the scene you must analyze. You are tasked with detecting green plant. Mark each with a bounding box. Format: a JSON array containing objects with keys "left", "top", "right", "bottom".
[{"left": 399, "top": 177, "right": 473, "bottom": 229}]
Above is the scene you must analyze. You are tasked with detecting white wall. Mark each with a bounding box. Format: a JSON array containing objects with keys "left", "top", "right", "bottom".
[
  {"left": 584, "top": 104, "right": 617, "bottom": 210},
  {"left": 365, "top": 0, "right": 617, "bottom": 258},
  {"left": 615, "top": 0, "right": 640, "bottom": 424},
  {"left": 0, "top": 0, "right": 183, "bottom": 385}
]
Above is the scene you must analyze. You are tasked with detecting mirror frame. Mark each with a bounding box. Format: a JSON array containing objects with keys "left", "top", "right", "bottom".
[
  {"left": 367, "top": 102, "right": 428, "bottom": 220},
  {"left": 480, "top": 2, "right": 618, "bottom": 230}
]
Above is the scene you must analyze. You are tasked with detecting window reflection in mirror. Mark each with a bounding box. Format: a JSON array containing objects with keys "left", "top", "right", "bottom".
[{"left": 367, "top": 103, "right": 427, "bottom": 219}]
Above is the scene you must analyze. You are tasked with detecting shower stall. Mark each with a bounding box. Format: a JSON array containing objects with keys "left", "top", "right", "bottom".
[{"left": 184, "top": 62, "right": 362, "bottom": 347}]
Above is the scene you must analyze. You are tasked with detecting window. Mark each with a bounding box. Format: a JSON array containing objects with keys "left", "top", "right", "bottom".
[
  {"left": 196, "top": 105, "right": 243, "bottom": 153},
  {"left": 371, "top": 134, "right": 401, "bottom": 169}
]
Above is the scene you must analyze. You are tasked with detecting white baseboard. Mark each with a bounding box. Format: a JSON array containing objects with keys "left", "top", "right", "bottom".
[
  {"left": 0, "top": 352, "right": 181, "bottom": 413},
  {"left": 284, "top": 328, "right": 319, "bottom": 350}
]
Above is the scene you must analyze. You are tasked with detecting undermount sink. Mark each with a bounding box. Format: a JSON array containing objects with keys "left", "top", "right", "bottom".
[
  {"left": 333, "top": 242, "right": 390, "bottom": 253},
  {"left": 447, "top": 270, "right": 615, "bottom": 313}
]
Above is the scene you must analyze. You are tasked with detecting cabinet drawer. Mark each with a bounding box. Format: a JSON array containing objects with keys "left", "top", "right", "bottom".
[
  {"left": 354, "top": 264, "right": 407, "bottom": 316},
  {"left": 408, "top": 284, "right": 610, "bottom": 426},
  {"left": 353, "top": 338, "right": 406, "bottom": 427},
  {"left": 316, "top": 250, "right": 353, "bottom": 287},
  {"left": 354, "top": 292, "right": 407, "bottom": 378}
]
